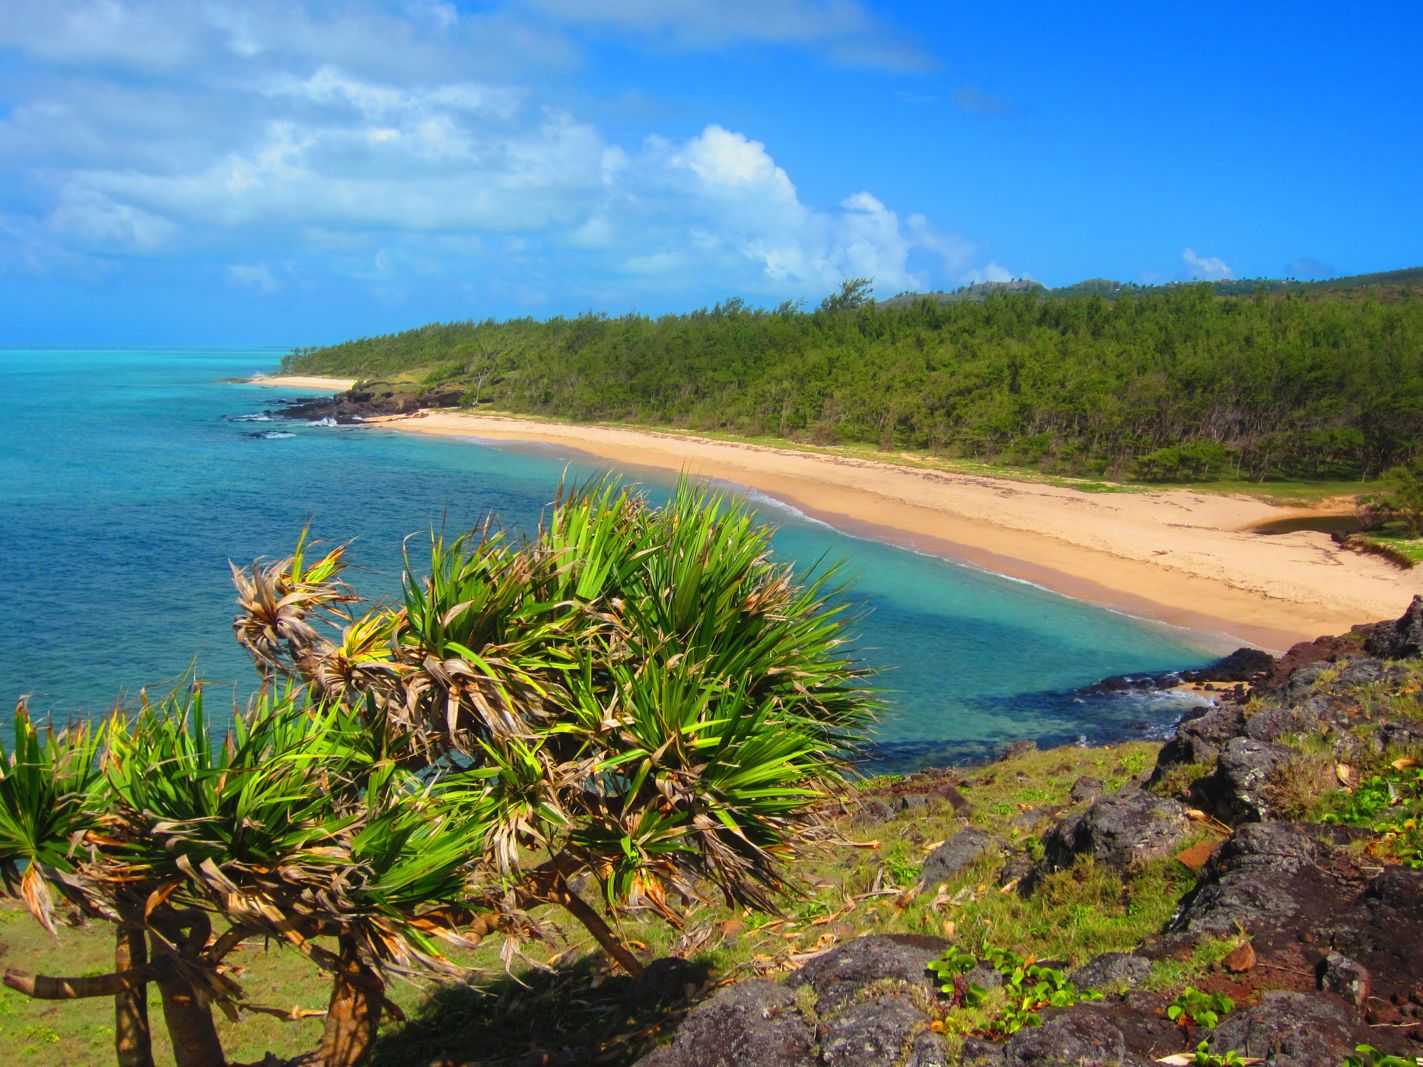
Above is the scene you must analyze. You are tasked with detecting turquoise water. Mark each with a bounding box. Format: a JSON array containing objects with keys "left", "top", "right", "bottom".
[{"left": 0, "top": 348, "right": 1217, "bottom": 769}]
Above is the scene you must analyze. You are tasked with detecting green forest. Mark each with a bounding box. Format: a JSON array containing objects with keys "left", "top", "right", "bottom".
[{"left": 284, "top": 272, "right": 1423, "bottom": 483}]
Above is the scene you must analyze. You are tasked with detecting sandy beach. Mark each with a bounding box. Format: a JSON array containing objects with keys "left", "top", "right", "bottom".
[
  {"left": 249, "top": 376, "right": 1421, "bottom": 651},
  {"left": 248, "top": 374, "right": 358, "bottom": 390}
]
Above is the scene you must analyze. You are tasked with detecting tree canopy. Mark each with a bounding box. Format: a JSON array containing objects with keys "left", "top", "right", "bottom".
[{"left": 285, "top": 281, "right": 1423, "bottom": 483}]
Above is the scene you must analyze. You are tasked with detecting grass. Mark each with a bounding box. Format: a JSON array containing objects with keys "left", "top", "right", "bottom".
[
  {"left": 1358, "top": 529, "right": 1423, "bottom": 565},
  {"left": 0, "top": 740, "right": 1216, "bottom": 1065},
  {"left": 346, "top": 387, "right": 1383, "bottom": 507}
]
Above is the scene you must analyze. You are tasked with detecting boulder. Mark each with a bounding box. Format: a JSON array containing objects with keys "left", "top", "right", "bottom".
[
  {"left": 1317, "top": 952, "right": 1371, "bottom": 1007},
  {"left": 1170, "top": 823, "right": 1320, "bottom": 938},
  {"left": 633, "top": 980, "right": 813, "bottom": 1067},
  {"left": 789, "top": 934, "right": 946, "bottom": 1014},
  {"left": 1003, "top": 1009, "right": 1128, "bottom": 1066},
  {"left": 921, "top": 828, "right": 999, "bottom": 888},
  {"left": 1069, "top": 776, "right": 1104, "bottom": 803},
  {"left": 1197, "top": 737, "right": 1293, "bottom": 823},
  {"left": 1069, "top": 953, "right": 1152, "bottom": 992},
  {"left": 1364, "top": 595, "right": 1423, "bottom": 659},
  {"left": 816, "top": 992, "right": 933, "bottom": 1067},
  {"left": 1182, "top": 647, "right": 1275, "bottom": 684},
  {"left": 1042, "top": 790, "right": 1189, "bottom": 872},
  {"left": 1151, "top": 705, "right": 1246, "bottom": 776},
  {"left": 1205, "top": 991, "right": 1358, "bottom": 1066}
]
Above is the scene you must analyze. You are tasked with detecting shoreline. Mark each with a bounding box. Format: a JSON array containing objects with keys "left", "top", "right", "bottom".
[
  {"left": 246, "top": 373, "right": 358, "bottom": 390},
  {"left": 248, "top": 376, "right": 1422, "bottom": 651}
]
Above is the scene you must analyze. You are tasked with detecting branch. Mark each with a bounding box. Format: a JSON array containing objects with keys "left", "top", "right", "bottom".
[
  {"left": 553, "top": 881, "right": 644, "bottom": 978},
  {"left": 4, "top": 967, "right": 149, "bottom": 1000}
]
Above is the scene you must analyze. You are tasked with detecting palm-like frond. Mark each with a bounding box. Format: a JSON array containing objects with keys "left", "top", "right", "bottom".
[{"left": 0, "top": 700, "right": 105, "bottom": 933}]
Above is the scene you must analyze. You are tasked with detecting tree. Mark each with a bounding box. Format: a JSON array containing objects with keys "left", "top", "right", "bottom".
[
  {"left": 818, "top": 277, "right": 874, "bottom": 314},
  {"left": 0, "top": 480, "right": 875, "bottom": 1065},
  {"left": 1379, "top": 455, "right": 1423, "bottom": 535}
]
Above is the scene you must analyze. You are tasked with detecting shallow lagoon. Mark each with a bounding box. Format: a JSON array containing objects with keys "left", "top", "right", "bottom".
[{"left": 0, "top": 348, "right": 1216, "bottom": 769}]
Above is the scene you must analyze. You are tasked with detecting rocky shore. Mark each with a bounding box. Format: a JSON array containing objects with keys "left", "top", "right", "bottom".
[
  {"left": 633, "top": 598, "right": 1423, "bottom": 1067},
  {"left": 268, "top": 379, "right": 461, "bottom": 423}
]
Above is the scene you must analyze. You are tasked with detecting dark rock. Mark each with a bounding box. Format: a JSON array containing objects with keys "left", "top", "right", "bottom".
[
  {"left": 960, "top": 1037, "right": 1007, "bottom": 1066},
  {"left": 906, "top": 1029, "right": 952, "bottom": 1067},
  {"left": 1069, "top": 953, "right": 1152, "bottom": 991},
  {"left": 966, "top": 964, "right": 1005, "bottom": 991},
  {"left": 998, "top": 852, "right": 1035, "bottom": 888},
  {"left": 1170, "top": 823, "right": 1320, "bottom": 938},
  {"left": 633, "top": 980, "right": 813, "bottom": 1067},
  {"left": 1151, "top": 705, "right": 1246, "bottom": 776},
  {"left": 789, "top": 934, "right": 946, "bottom": 1014},
  {"left": 1241, "top": 703, "right": 1326, "bottom": 743},
  {"left": 274, "top": 383, "right": 464, "bottom": 425},
  {"left": 921, "top": 828, "right": 998, "bottom": 888},
  {"left": 1197, "top": 737, "right": 1293, "bottom": 823},
  {"left": 1318, "top": 952, "right": 1371, "bottom": 1007},
  {"left": 1042, "top": 790, "right": 1189, "bottom": 872},
  {"left": 1364, "top": 595, "right": 1423, "bottom": 659},
  {"left": 1365, "top": 865, "right": 1423, "bottom": 911},
  {"left": 1003, "top": 1009, "right": 1127, "bottom": 1066},
  {"left": 1205, "top": 991, "right": 1358, "bottom": 1065},
  {"left": 1000, "top": 740, "right": 1037, "bottom": 761},
  {"left": 1069, "top": 776, "right": 1104, "bottom": 803},
  {"left": 817, "top": 992, "right": 930, "bottom": 1067},
  {"left": 1182, "top": 647, "right": 1276, "bottom": 684},
  {"left": 1011, "top": 807, "right": 1059, "bottom": 832},
  {"left": 1264, "top": 629, "right": 1369, "bottom": 691},
  {"left": 630, "top": 957, "right": 710, "bottom": 1007}
]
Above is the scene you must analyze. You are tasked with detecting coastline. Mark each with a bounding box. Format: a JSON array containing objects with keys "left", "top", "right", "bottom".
[
  {"left": 249, "top": 376, "right": 1422, "bottom": 651},
  {"left": 247, "top": 373, "right": 358, "bottom": 390}
]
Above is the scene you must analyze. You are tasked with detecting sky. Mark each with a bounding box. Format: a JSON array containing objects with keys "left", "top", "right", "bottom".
[{"left": 1, "top": 1, "right": 1420, "bottom": 346}]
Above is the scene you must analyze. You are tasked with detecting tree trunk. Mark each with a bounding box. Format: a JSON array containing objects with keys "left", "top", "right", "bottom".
[
  {"left": 115, "top": 924, "right": 155, "bottom": 1067},
  {"left": 555, "top": 881, "right": 644, "bottom": 977},
  {"left": 316, "top": 934, "right": 385, "bottom": 1067},
  {"left": 151, "top": 935, "right": 226, "bottom": 1067}
]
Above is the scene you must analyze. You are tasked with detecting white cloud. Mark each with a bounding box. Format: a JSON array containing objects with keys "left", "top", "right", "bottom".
[
  {"left": 48, "top": 187, "right": 176, "bottom": 251},
  {"left": 962, "top": 262, "right": 1020, "bottom": 284},
  {"left": 0, "top": 1, "right": 1004, "bottom": 306},
  {"left": 523, "top": 0, "right": 932, "bottom": 71},
  {"left": 1182, "top": 247, "right": 1233, "bottom": 280},
  {"left": 227, "top": 263, "right": 280, "bottom": 293}
]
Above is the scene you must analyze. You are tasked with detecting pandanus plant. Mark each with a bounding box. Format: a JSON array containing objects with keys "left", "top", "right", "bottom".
[{"left": 0, "top": 479, "right": 875, "bottom": 1065}]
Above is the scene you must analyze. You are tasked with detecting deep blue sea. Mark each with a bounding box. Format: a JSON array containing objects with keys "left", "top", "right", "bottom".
[{"left": 0, "top": 348, "right": 1219, "bottom": 770}]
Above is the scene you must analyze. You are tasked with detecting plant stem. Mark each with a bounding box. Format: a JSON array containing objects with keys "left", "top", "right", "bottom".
[{"left": 115, "top": 923, "right": 155, "bottom": 1067}]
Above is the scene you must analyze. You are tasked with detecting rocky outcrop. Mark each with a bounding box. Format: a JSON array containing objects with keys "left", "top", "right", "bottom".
[
  {"left": 635, "top": 608, "right": 1423, "bottom": 1067},
  {"left": 272, "top": 382, "right": 465, "bottom": 424},
  {"left": 1204, "top": 991, "right": 1361, "bottom": 1065},
  {"left": 1365, "top": 594, "right": 1423, "bottom": 659},
  {"left": 920, "top": 828, "right": 998, "bottom": 888},
  {"left": 1041, "top": 790, "right": 1189, "bottom": 871},
  {"left": 1195, "top": 737, "right": 1294, "bottom": 823},
  {"left": 635, "top": 981, "right": 815, "bottom": 1067}
]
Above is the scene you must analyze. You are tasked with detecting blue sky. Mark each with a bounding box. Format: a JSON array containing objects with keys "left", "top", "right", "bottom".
[{"left": 2, "top": 1, "right": 1420, "bottom": 346}]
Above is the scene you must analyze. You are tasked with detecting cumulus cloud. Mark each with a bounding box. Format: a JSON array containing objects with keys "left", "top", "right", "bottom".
[
  {"left": 1182, "top": 247, "right": 1233, "bottom": 280},
  {"left": 0, "top": 1, "right": 1003, "bottom": 307},
  {"left": 227, "top": 263, "right": 281, "bottom": 293}
]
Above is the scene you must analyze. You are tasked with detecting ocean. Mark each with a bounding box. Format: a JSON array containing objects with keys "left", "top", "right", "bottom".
[{"left": 0, "top": 348, "right": 1218, "bottom": 770}]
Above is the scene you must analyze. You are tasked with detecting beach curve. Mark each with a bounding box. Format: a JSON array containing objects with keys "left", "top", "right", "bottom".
[{"left": 247, "top": 377, "right": 1422, "bottom": 652}]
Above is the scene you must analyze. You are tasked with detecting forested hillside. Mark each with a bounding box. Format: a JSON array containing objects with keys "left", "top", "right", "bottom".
[{"left": 284, "top": 277, "right": 1423, "bottom": 482}]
